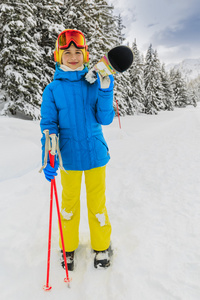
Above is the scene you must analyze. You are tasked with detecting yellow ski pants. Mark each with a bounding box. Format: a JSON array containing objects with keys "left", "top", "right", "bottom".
[{"left": 59, "top": 166, "right": 111, "bottom": 252}]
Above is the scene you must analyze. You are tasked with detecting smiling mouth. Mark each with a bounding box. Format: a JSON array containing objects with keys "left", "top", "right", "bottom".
[{"left": 69, "top": 62, "right": 78, "bottom": 65}]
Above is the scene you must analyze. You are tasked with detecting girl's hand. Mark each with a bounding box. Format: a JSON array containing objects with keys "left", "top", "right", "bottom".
[
  {"left": 43, "top": 159, "right": 59, "bottom": 182},
  {"left": 97, "top": 73, "right": 114, "bottom": 92}
]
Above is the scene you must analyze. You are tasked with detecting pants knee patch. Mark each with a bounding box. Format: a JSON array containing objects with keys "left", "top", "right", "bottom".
[
  {"left": 96, "top": 213, "right": 106, "bottom": 226},
  {"left": 61, "top": 209, "right": 73, "bottom": 220}
]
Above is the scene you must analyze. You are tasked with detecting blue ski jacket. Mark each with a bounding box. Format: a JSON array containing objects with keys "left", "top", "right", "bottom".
[{"left": 40, "top": 64, "right": 115, "bottom": 171}]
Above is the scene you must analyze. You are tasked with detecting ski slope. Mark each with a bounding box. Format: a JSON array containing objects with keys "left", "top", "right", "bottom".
[{"left": 0, "top": 105, "right": 200, "bottom": 300}]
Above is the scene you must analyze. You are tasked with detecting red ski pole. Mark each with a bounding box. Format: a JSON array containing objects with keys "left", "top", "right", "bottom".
[
  {"left": 50, "top": 152, "right": 71, "bottom": 286},
  {"left": 43, "top": 152, "right": 71, "bottom": 290},
  {"left": 43, "top": 158, "right": 54, "bottom": 291},
  {"left": 51, "top": 181, "right": 71, "bottom": 285},
  {"left": 116, "top": 100, "right": 121, "bottom": 129}
]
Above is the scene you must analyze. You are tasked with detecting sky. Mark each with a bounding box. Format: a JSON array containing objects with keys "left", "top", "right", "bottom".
[{"left": 108, "top": 0, "right": 200, "bottom": 65}]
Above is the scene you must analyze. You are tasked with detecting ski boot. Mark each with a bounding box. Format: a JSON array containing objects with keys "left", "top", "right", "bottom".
[
  {"left": 61, "top": 250, "right": 74, "bottom": 271},
  {"left": 94, "top": 246, "right": 113, "bottom": 269}
]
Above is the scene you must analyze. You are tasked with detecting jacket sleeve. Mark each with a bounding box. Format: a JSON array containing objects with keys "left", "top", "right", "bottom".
[
  {"left": 95, "top": 89, "right": 115, "bottom": 125},
  {"left": 40, "top": 85, "right": 59, "bottom": 163},
  {"left": 40, "top": 85, "right": 59, "bottom": 135}
]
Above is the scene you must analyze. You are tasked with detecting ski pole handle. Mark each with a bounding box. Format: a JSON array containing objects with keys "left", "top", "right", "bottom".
[
  {"left": 49, "top": 151, "right": 55, "bottom": 168},
  {"left": 39, "top": 129, "right": 50, "bottom": 173},
  {"left": 49, "top": 134, "right": 57, "bottom": 156}
]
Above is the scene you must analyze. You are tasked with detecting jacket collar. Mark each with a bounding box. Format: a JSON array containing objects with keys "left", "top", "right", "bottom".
[
  {"left": 54, "top": 63, "right": 88, "bottom": 82},
  {"left": 59, "top": 64, "right": 84, "bottom": 72}
]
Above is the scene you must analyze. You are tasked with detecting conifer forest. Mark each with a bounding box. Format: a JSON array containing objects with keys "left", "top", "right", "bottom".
[{"left": 0, "top": 0, "right": 199, "bottom": 120}]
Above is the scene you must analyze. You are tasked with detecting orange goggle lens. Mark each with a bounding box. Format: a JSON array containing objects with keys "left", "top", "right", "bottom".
[{"left": 58, "top": 30, "right": 86, "bottom": 49}]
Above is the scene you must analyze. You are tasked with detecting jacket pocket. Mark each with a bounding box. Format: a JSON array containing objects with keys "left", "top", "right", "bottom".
[
  {"left": 94, "top": 135, "right": 110, "bottom": 161},
  {"left": 59, "top": 138, "right": 72, "bottom": 166}
]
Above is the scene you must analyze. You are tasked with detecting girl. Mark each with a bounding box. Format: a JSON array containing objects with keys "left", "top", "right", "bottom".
[{"left": 40, "top": 29, "right": 114, "bottom": 270}]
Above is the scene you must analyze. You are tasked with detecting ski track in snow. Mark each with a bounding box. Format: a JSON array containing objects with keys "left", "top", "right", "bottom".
[{"left": 0, "top": 106, "right": 200, "bottom": 300}]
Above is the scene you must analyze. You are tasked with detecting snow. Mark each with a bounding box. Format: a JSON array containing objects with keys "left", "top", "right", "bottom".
[
  {"left": 1, "top": 105, "right": 200, "bottom": 300},
  {"left": 61, "top": 209, "right": 73, "bottom": 221},
  {"left": 95, "top": 251, "right": 109, "bottom": 261},
  {"left": 96, "top": 213, "right": 106, "bottom": 227}
]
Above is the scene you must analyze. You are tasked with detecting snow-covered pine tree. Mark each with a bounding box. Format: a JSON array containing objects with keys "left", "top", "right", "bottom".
[
  {"left": 0, "top": 0, "right": 43, "bottom": 119},
  {"left": 128, "top": 40, "right": 145, "bottom": 114},
  {"left": 92, "top": 0, "right": 119, "bottom": 55},
  {"left": 187, "top": 88, "right": 197, "bottom": 107},
  {"left": 116, "top": 14, "right": 125, "bottom": 45},
  {"left": 111, "top": 14, "right": 131, "bottom": 116},
  {"left": 143, "top": 45, "right": 158, "bottom": 114},
  {"left": 160, "top": 64, "right": 174, "bottom": 111},
  {"left": 87, "top": 0, "right": 119, "bottom": 64},
  {"left": 144, "top": 45, "right": 166, "bottom": 114},
  {"left": 113, "top": 71, "right": 132, "bottom": 116},
  {"left": 31, "top": 0, "right": 65, "bottom": 87},
  {"left": 152, "top": 50, "right": 166, "bottom": 110},
  {"left": 169, "top": 69, "right": 188, "bottom": 108},
  {"left": 188, "top": 75, "right": 200, "bottom": 103},
  {"left": 113, "top": 73, "right": 128, "bottom": 116}
]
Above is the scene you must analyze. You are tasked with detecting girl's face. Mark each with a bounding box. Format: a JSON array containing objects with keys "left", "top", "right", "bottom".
[{"left": 61, "top": 44, "right": 84, "bottom": 69}]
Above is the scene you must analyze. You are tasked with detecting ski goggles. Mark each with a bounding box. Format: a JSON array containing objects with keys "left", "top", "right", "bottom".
[{"left": 57, "top": 30, "right": 86, "bottom": 49}]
